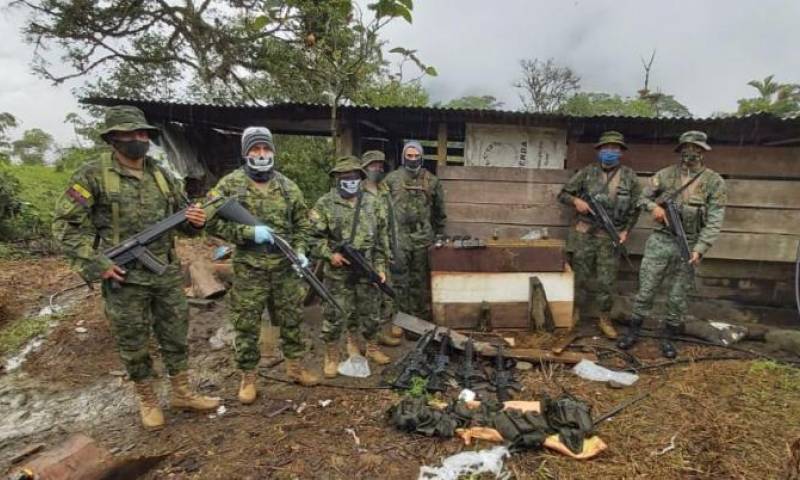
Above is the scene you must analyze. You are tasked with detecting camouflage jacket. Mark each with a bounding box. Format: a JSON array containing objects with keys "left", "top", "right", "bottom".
[
  {"left": 53, "top": 153, "right": 195, "bottom": 284},
  {"left": 309, "top": 189, "right": 389, "bottom": 280},
  {"left": 383, "top": 168, "right": 447, "bottom": 246},
  {"left": 639, "top": 164, "right": 727, "bottom": 255},
  {"left": 365, "top": 182, "right": 400, "bottom": 263},
  {"left": 558, "top": 164, "right": 643, "bottom": 233},
  {"left": 206, "top": 168, "right": 311, "bottom": 268}
]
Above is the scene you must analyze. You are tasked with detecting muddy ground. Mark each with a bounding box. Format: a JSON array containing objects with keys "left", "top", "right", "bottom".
[{"left": 1, "top": 254, "right": 800, "bottom": 479}]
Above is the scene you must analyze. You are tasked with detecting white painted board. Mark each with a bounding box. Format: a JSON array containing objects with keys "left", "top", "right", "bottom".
[{"left": 464, "top": 123, "right": 567, "bottom": 169}]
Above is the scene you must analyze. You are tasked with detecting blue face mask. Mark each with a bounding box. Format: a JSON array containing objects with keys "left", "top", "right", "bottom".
[{"left": 597, "top": 149, "right": 621, "bottom": 168}]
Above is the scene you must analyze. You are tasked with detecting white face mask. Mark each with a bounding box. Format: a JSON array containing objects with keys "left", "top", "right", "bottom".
[
  {"left": 338, "top": 178, "right": 361, "bottom": 197},
  {"left": 245, "top": 152, "right": 275, "bottom": 172}
]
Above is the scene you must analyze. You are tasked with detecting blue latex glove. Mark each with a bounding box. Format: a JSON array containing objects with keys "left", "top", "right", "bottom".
[
  {"left": 253, "top": 225, "right": 274, "bottom": 244},
  {"left": 297, "top": 253, "right": 310, "bottom": 269}
]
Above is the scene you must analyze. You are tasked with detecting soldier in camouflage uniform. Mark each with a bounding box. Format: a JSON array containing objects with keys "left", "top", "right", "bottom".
[
  {"left": 558, "top": 131, "right": 642, "bottom": 339},
  {"left": 383, "top": 141, "right": 447, "bottom": 320},
  {"left": 207, "top": 127, "right": 320, "bottom": 404},
  {"left": 618, "top": 131, "right": 727, "bottom": 358},
  {"left": 53, "top": 106, "right": 220, "bottom": 430},
  {"left": 309, "top": 156, "right": 391, "bottom": 378},
  {"left": 361, "top": 150, "right": 403, "bottom": 345}
]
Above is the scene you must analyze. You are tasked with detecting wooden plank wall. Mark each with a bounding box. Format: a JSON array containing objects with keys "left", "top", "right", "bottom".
[{"left": 440, "top": 143, "right": 800, "bottom": 307}]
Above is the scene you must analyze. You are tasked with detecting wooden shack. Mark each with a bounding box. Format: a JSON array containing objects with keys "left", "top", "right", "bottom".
[{"left": 83, "top": 97, "right": 800, "bottom": 315}]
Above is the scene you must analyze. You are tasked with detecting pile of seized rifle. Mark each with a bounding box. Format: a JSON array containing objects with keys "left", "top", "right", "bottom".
[{"left": 388, "top": 327, "right": 521, "bottom": 401}]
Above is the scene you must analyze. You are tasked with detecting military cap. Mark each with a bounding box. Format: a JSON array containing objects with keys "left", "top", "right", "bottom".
[
  {"left": 99, "top": 105, "right": 159, "bottom": 138},
  {"left": 594, "top": 130, "right": 627, "bottom": 150},
  {"left": 329, "top": 155, "right": 365, "bottom": 176},
  {"left": 360, "top": 150, "right": 386, "bottom": 169},
  {"left": 675, "top": 130, "right": 711, "bottom": 152}
]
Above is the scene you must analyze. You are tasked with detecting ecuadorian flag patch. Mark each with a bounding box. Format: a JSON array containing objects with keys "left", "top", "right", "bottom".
[{"left": 66, "top": 183, "right": 92, "bottom": 207}]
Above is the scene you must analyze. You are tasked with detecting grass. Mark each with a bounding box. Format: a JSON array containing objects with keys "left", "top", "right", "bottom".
[
  {"left": 0, "top": 313, "right": 57, "bottom": 357},
  {"left": 5, "top": 163, "right": 73, "bottom": 228}
]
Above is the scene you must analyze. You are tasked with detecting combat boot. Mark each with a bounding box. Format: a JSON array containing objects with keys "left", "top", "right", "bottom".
[
  {"left": 661, "top": 321, "right": 682, "bottom": 359},
  {"left": 377, "top": 330, "right": 401, "bottom": 347},
  {"left": 169, "top": 371, "right": 221, "bottom": 411},
  {"left": 134, "top": 380, "right": 165, "bottom": 430},
  {"left": 390, "top": 325, "right": 404, "bottom": 338},
  {"left": 238, "top": 370, "right": 257, "bottom": 405},
  {"left": 323, "top": 343, "right": 340, "bottom": 379},
  {"left": 597, "top": 314, "right": 618, "bottom": 340},
  {"left": 346, "top": 333, "right": 361, "bottom": 358},
  {"left": 617, "top": 316, "right": 643, "bottom": 350},
  {"left": 365, "top": 342, "right": 391, "bottom": 365},
  {"left": 286, "top": 359, "right": 321, "bottom": 386}
]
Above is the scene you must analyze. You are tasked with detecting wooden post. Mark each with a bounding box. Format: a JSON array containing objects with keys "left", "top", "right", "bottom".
[
  {"left": 437, "top": 122, "right": 448, "bottom": 166},
  {"left": 336, "top": 124, "right": 354, "bottom": 156}
]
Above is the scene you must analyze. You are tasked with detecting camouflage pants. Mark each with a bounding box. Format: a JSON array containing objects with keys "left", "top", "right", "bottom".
[
  {"left": 379, "top": 269, "right": 397, "bottom": 324},
  {"left": 571, "top": 230, "right": 619, "bottom": 314},
  {"left": 228, "top": 259, "right": 308, "bottom": 370},
  {"left": 102, "top": 266, "right": 188, "bottom": 382},
  {"left": 393, "top": 245, "right": 431, "bottom": 319},
  {"left": 632, "top": 232, "right": 694, "bottom": 327},
  {"left": 321, "top": 273, "right": 381, "bottom": 343}
]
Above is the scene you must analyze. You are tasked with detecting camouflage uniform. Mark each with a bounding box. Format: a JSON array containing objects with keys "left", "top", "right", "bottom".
[
  {"left": 383, "top": 163, "right": 446, "bottom": 319},
  {"left": 309, "top": 159, "right": 390, "bottom": 343},
  {"left": 207, "top": 168, "right": 312, "bottom": 369},
  {"left": 53, "top": 122, "right": 196, "bottom": 382},
  {"left": 558, "top": 132, "right": 642, "bottom": 316},
  {"left": 632, "top": 138, "right": 726, "bottom": 329}
]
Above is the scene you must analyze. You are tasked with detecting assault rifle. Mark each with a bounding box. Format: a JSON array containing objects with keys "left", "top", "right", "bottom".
[
  {"left": 584, "top": 194, "right": 634, "bottom": 269},
  {"left": 215, "top": 199, "right": 344, "bottom": 313},
  {"left": 104, "top": 196, "right": 225, "bottom": 276},
  {"left": 662, "top": 198, "right": 692, "bottom": 263},
  {"left": 392, "top": 328, "right": 436, "bottom": 389},
  {"left": 338, "top": 243, "right": 396, "bottom": 298},
  {"left": 426, "top": 329, "right": 452, "bottom": 392},
  {"left": 457, "top": 336, "right": 488, "bottom": 392},
  {"left": 488, "top": 345, "right": 521, "bottom": 403}
]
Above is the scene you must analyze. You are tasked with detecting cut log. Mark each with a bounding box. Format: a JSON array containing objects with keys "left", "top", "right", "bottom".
[
  {"left": 528, "top": 276, "right": 555, "bottom": 332},
  {"left": 19, "top": 434, "right": 111, "bottom": 480}
]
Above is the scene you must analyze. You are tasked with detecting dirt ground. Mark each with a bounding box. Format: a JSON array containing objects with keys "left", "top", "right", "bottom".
[{"left": 1, "top": 254, "right": 800, "bottom": 479}]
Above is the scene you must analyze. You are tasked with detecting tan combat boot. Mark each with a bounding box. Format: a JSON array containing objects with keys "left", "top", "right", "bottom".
[
  {"left": 377, "top": 330, "right": 401, "bottom": 347},
  {"left": 365, "top": 342, "right": 391, "bottom": 365},
  {"left": 286, "top": 359, "right": 321, "bottom": 386},
  {"left": 390, "top": 325, "right": 404, "bottom": 338},
  {"left": 345, "top": 333, "right": 361, "bottom": 358},
  {"left": 134, "top": 380, "right": 165, "bottom": 430},
  {"left": 238, "top": 370, "right": 257, "bottom": 405},
  {"left": 169, "top": 371, "right": 221, "bottom": 411},
  {"left": 323, "top": 343, "right": 340, "bottom": 379},
  {"left": 598, "top": 314, "right": 618, "bottom": 340}
]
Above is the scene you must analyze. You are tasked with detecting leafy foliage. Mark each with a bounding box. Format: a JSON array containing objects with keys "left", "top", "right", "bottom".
[
  {"left": 560, "top": 92, "right": 691, "bottom": 118},
  {"left": 737, "top": 75, "right": 800, "bottom": 117},
  {"left": 438, "top": 95, "right": 503, "bottom": 110},
  {"left": 0, "top": 113, "right": 19, "bottom": 164},
  {"left": 11, "top": 128, "right": 54, "bottom": 165}
]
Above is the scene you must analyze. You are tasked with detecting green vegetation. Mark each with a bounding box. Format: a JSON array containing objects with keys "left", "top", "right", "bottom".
[
  {"left": 0, "top": 313, "right": 56, "bottom": 356},
  {"left": 405, "top": 375, "right": 429, "bottom": 398},
  {"left": 0, "top": 164, "right": 73, "bottom": 243}
]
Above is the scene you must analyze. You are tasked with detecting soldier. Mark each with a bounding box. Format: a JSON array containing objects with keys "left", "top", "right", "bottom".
[
  {"left": 558, "top": 131, "right": 642, "bottom": 339},
  {"left": 383, "top": 141, "right": 447, "bottom": 320},
  {"left": 309, "top": 156, "right": 391, "bottom": 378},
  {"left": 361, "top": 150, "right": 403, "bottom": 345},
  {"left": 207, "top": 127, "right": 320, "bottom": 405},
  {"left": 53, "top": 105, "right": 220, "bottom": 429},
  {"left": 618, "top": 131, "right": 726, "bottom": 358}
]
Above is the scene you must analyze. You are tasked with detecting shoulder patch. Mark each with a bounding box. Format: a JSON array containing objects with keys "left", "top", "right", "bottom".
[{"left": 65, "top": 183, "right": 92, "bottom": 207}]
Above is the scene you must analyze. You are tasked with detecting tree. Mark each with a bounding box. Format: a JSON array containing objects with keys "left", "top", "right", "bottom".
[
  {"left": 560, "top": 92, "right": 691, "bottom": 118},
  {"left": 0, "top": 113, "right": 19, "bottom": 164},
  {"left": 514, "top": 58, "right": 580, "bottom": 113},
  {"left": 12, "top": 129, "right": 54, "bottom": 165},
  {"left": 634, "top": 50, "right": 691, "bottom": 118},
  {"left": 355, "top": 78, "right": 429, "bottom": 107},
  {"left": 737, "top": 75, "right": 800, "bottom": 117},
  {"left": 439, "top": 95, "right": 503, "bottom": 110}
]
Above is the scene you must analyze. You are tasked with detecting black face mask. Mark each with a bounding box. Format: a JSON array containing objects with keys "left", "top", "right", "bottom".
[
  {"left": 366, "top": 170, "right": 385, "bottom": 183},
  {"left": 112, "top": 139, "right": 149, "bottom": 160},
  {"left": 244, "top": 163, "right": 274, "bottom": 183}
]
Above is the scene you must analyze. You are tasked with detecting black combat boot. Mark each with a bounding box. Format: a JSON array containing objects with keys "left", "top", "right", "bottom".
[
  {"left": 617, "top": 316, "right": 643, "bottom": 350},
  {"left": 660, "top": 320, "right": 682, "bottom": 359}
]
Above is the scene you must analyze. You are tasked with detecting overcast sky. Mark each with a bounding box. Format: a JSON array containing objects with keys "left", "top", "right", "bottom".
[{"left": 1, "top": 0, "right": 799, "bottom": 145}]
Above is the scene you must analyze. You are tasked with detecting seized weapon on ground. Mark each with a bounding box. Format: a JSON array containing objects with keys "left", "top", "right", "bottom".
[
  {"left": 392, "top": 328, "right": 437, "bottom": 389},
  {"left": 215, "top": 199, "right": 344, "bottom": 313},
  {"left": 488, "top": 345, "right": 522, "bottom": 402},
  {"left": 457, "top": 336, "right": 489, "bottom": 392},
  {"left": 427, "top": 329, "right": 453, "bottom": 392},
  {"left": 584, "top": 194, "right": 634, "bottom": 269},
  {"left": 662, "top": 198, "right": 692, "bottom": 264},
  {"left": 337, "top": 242, "right": 396, "bottom": 298},
  {"left": 103, "top": 196, "right": 225, "bottom": 277}
]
